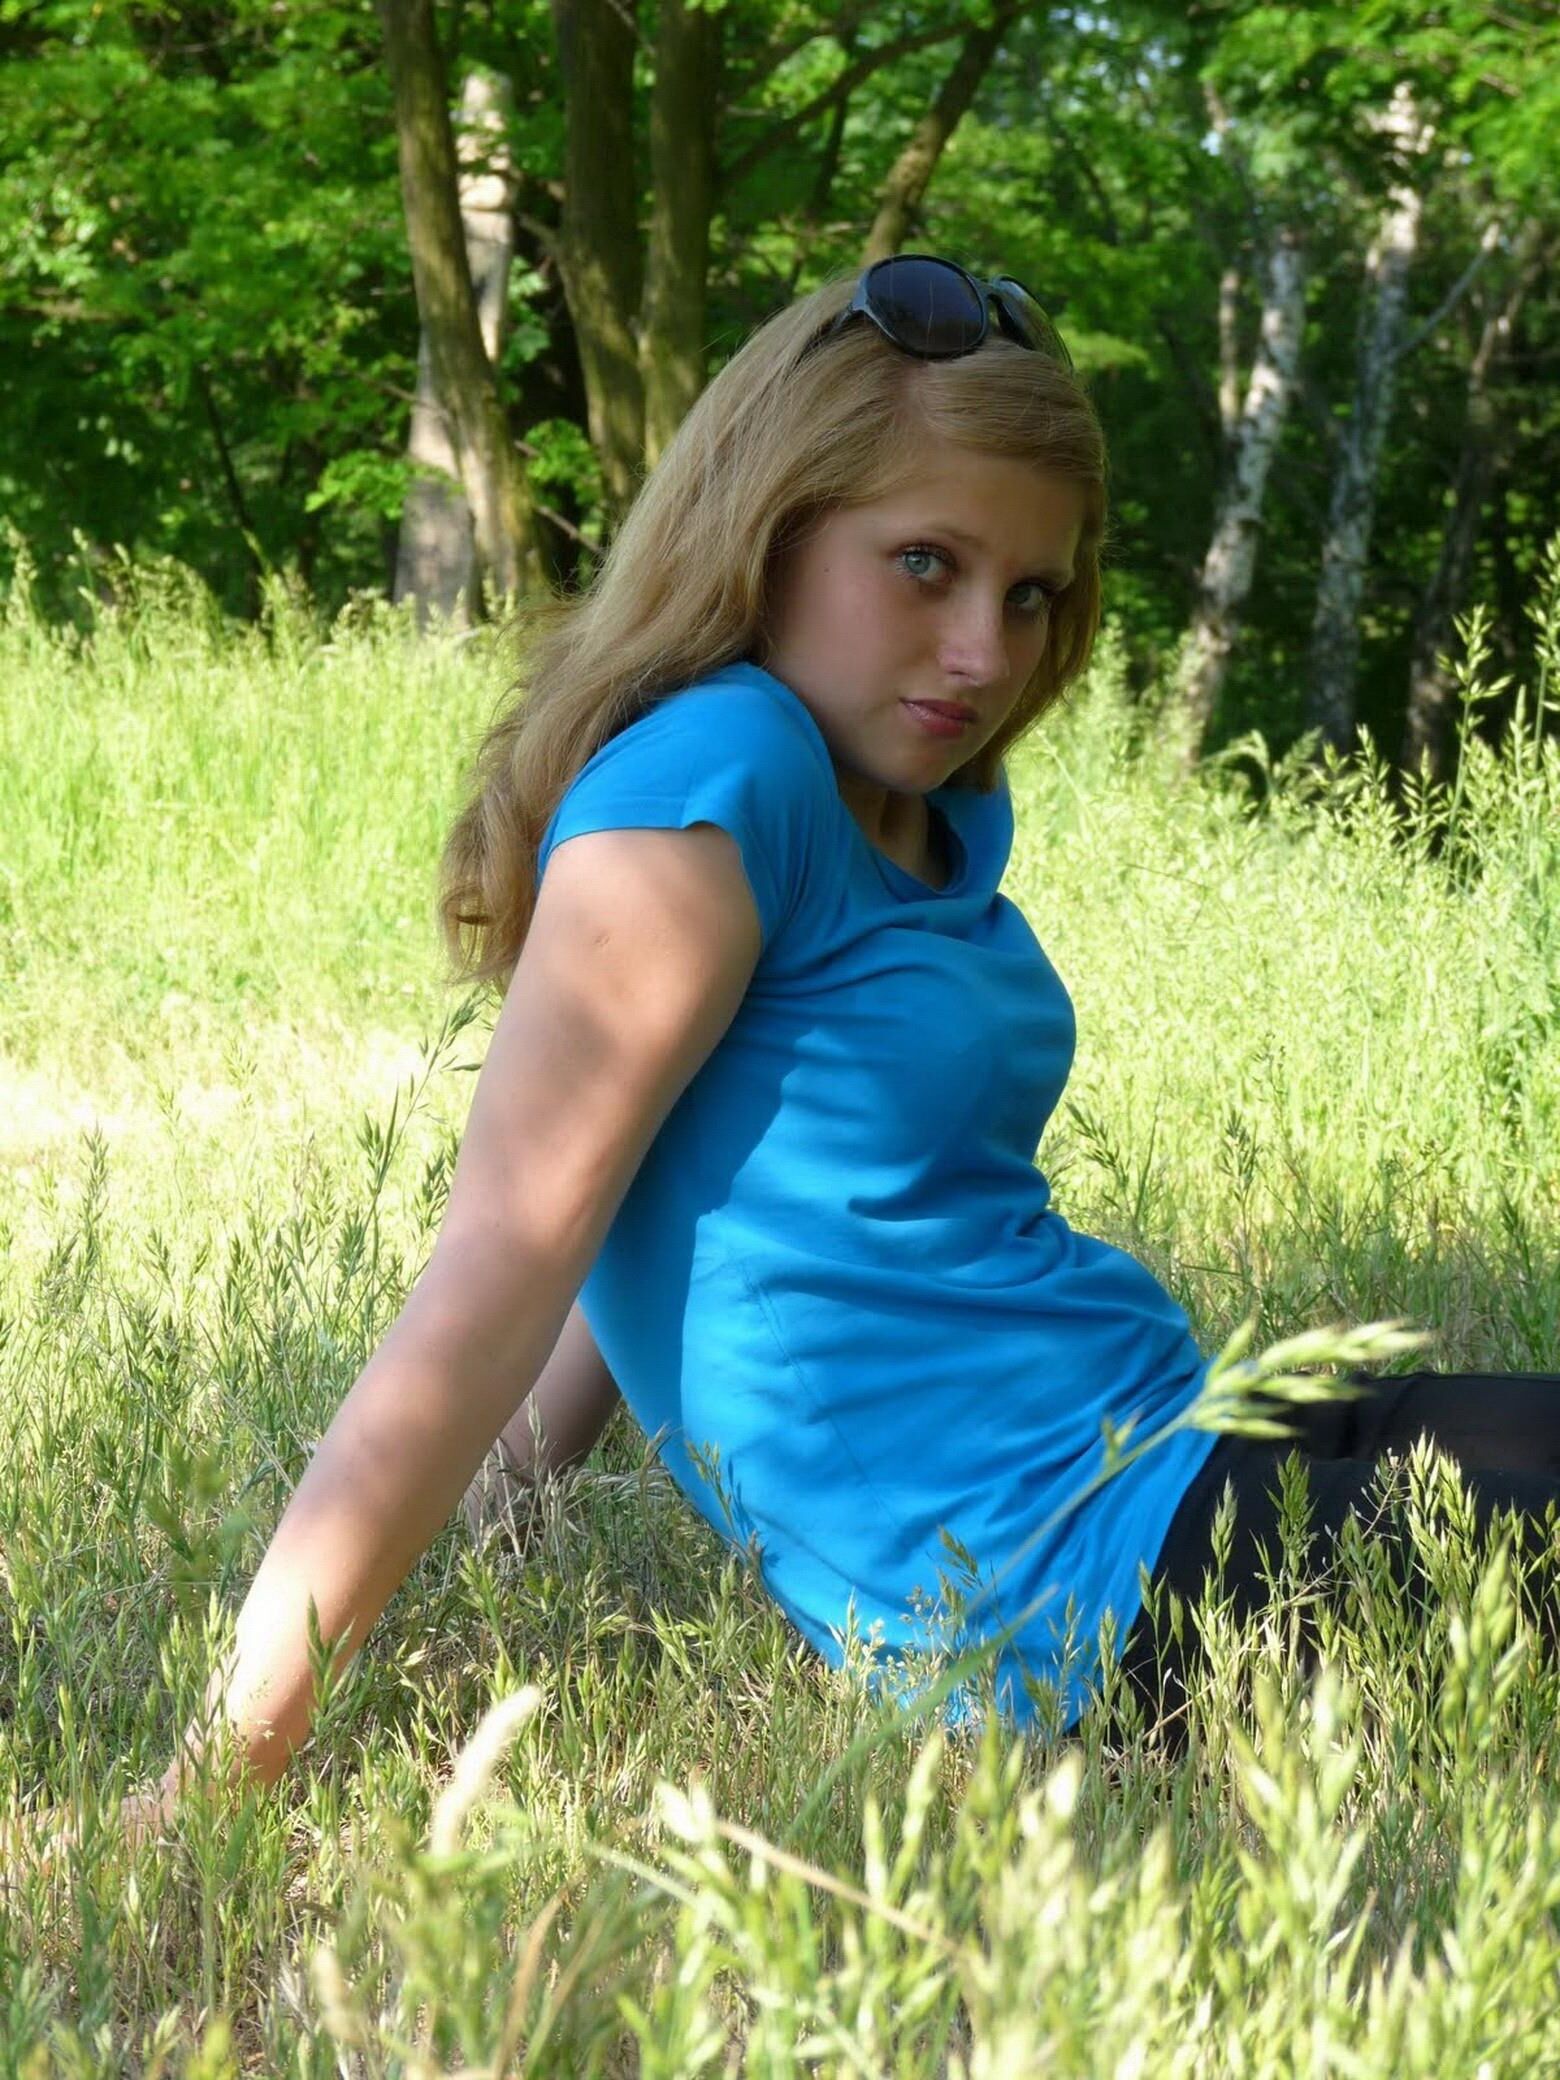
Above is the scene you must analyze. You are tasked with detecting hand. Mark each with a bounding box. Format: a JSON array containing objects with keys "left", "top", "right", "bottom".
[
  {"left": 0, "top": 1800, "right": 73, "bottom": 1891},
  {"left": 1, "top": 1778, "right": 177, "bottom": 1886},
  {"left": 115, "top": 1779, "right": 180, "bottom": 1849}
]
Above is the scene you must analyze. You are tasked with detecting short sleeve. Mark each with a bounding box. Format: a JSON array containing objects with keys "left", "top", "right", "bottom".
[{"left": 536, "top": 666, "right": 835, "bottom": 955}]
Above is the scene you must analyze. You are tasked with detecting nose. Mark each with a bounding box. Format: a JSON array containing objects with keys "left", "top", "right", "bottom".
[{"left": 936, "top": 590, "right": 1010, "bottom": 690}]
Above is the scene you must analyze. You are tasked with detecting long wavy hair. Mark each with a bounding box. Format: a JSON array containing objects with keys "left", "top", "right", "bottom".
[{"left": 440, "top": 266, "right": 1107, "bottom": 989}]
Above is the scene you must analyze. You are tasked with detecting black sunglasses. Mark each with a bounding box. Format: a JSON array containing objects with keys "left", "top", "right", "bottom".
[{"left": 801, "top": 254, "right": 1074, "bottom": 371}]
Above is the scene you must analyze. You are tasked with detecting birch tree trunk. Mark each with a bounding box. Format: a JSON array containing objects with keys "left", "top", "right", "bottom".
[
  {"left": 394, "top": 70, "right": 518, "bottom": 623},
  {"left": 1400, "top": 224, "right": 1544, "bottom": 779},
  {"left": 640, "top": 0, "right": 722, "bottom": 469},
  {"left": 1304, "top": 86, "right": 1429, "bottom": 749},
  {"left": 1217, "top": 262, "right": 1242, "bottom": 439},
  {"left": 379, "top": 0, "right": 544, "bottom": 606},
  {"left": 861, "top": 4, "right": 1019, "bottom": 265},
  {"left": 1175, "top": 226, "right": 1306, "bottom": 763},
  {"left": 551, "top": 0, "right": 644, "bottom": 518}
]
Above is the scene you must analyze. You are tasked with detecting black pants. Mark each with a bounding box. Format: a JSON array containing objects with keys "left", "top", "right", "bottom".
[{"left": 1115, "top": 1368, "right": 1560, "bottom": 1733}]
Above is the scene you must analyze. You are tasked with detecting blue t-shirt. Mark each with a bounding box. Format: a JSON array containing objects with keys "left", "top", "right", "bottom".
[{"left": 536, "top": 660, "right": 1219, "bottom": 1728}]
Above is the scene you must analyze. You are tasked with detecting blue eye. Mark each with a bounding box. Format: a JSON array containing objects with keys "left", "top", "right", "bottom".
[{"left": 897, "top": 546, "right": 949, "bottom": 584}]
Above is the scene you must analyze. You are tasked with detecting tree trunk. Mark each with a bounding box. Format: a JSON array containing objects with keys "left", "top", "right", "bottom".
[
  {"left": 194, "top": 366, "right": 264, "bottom": 619},
  {"left": 1217, "top": 262, "right": 1242, "bottom": 440},
  {"left": 1304, "top": 86, "right": 1429, "bottom": 749},
  {"left": 640, "top": 0, "right": 722, "bottom": 469},
  {"left": 551, "top": 0, "right": 644, "bottom": 518},
  {"left": 1175, "top": 226, "right": 1306, "bottom": 763},
  {"left": 394, "top": 69, "right": 520, "bottom": 622},
  {"left": 1400, "top": 224, "right": 1544, "bottom": 780},
  {"left": 862, "top": 4, "right": 1019, "bottom": 264},
  {"left": 379, "top": 0, "right": 544, "bottom": 604}
]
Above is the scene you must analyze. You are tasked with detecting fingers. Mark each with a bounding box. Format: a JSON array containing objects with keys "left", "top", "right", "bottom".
[
  {"left": 1, "top": 1783, "right": 174, "bottom": 1890},
  {"left": 0, "top": 1802, "right": 77, "bottom": 1887}
]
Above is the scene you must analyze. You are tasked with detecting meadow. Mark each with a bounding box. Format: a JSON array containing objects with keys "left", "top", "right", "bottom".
[{"left": 1, "top": 540, "right": 1558, "bottom": 2075}]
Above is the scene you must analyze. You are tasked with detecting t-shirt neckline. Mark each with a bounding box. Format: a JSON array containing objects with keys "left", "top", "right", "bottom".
[{"left": 724, "top": 660, "right": 974, "bottom": 900}]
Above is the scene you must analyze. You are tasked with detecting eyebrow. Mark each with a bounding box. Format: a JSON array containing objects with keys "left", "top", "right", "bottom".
[{"left": 920, "top": 520, "right": 1074, "bottom": 588}]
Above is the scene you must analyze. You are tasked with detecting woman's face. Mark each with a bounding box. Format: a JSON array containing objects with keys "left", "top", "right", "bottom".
[{"left": 762, "top": 438, "right": 1086, "bottom": 810}]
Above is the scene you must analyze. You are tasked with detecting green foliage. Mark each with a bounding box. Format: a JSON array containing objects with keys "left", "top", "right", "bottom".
[
  {"left": 0, "top": 0, "right": 565, "bottom": 615},
  {"left": 3, "top": 0, "right": 1557, "bottom": 757}
]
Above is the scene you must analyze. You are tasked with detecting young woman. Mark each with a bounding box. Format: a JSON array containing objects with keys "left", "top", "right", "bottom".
[{"left": 97, "top": 257, "right": 1560, "bottom": 1827}]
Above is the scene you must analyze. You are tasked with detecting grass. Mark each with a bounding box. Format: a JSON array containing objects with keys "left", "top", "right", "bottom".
[{"left": 0, "top": 534, "right": 1557, "bottom": 2073}]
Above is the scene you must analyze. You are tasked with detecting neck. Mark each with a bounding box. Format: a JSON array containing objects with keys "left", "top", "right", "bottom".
[{"left": 832, "top": 766, "right": 927, "bottom": 852}]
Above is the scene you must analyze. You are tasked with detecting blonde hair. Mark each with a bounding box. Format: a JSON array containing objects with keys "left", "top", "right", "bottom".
[{"left": 440, "top": 267, "right": 1106, "bottom": 988}]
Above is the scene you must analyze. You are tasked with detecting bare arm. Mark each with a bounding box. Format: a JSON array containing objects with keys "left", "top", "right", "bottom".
[
  {"left": 160, "top": 820, "right": 761, "bottom": 1799},
  {"left": 463, "top": 1298, "right": 622, "bottom": 1545},
  {"left": 497, "top": 1297, "right": 621, "bottom": 1480}
]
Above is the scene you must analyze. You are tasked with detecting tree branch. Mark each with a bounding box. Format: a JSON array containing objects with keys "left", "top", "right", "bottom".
[
  {"left": 862, "top": 2, "right": 1021, "bottom": 264},
  {"left": 720, "top": 18, "right": 970, "bottom": 190},
  {"left": 194, "top": 366, "right": 263, "bottom": 572},
  {"left": 803, "top": 14, "right": 864, "bottom": 226},
  {"left": 725, "top": 19, "right": 851, "bottom": 109},
  {"left": 1043, "top": 106, "right": 1123, "bottom": 247},
  {"left": 1151, "top": 310, "right": 1222, "bottom": 465},
  {"left": 1395, "top": 218, "right": 1503, "bottom": 362}
]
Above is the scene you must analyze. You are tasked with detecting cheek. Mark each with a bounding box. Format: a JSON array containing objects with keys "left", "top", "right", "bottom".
[
  {"left": 810, "top": 556, "right": 897, "bottom": 643},
  {"left": 1014, "top": 607, "right": 1056, "bottom": 668}
]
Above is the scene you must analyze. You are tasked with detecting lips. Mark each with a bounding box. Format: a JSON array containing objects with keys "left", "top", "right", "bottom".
[{"left": 905, "top": 700, "right": 978, "bottom": 722}]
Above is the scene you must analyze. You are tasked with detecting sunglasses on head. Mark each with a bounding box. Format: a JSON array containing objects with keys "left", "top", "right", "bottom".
[{"left": 800, "top": 253, "right": 1074, "bottom": 371}]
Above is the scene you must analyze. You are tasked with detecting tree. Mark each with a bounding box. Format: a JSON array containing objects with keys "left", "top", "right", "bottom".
[
  {"left": 1198, "top": 0, "right": 1560, "bottom": 758},
  {"left": 1400, "top": 220, "right": 1548, "bottom": 778},
  {"left": 1175, "top": 224, "right": 1307, "bottom": 762},
  {"left": 394, "top": 68, "right": 522, "bottom": 621},
  {"left": 1303, "top": 84, "right": 1430, "bottom": 749},
  {"left": 0, "top": 0, "right": 423, "bottom": 615},
  {"left": 642, "top": 0, "right": 723, "bottom": 467},
  {"left": 4, "top": 0, "right": 1556, "bottom": 766},
  {"left": 548, "top": 0, "right": 644, "bottom": 515},
  {"left": 861, "top": 3, "right": 1021, "bottom": 264},
  {"left": 379, "top": 0, "right": 545, "bottom": 600}
]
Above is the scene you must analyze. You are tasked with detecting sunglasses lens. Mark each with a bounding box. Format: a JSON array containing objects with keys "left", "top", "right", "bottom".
[
  {"left": 991, "top": 275, "right": 1075, "bottom": 370},
  {"left": 866, "top": 256, "right": 986, "bottom": 358}
]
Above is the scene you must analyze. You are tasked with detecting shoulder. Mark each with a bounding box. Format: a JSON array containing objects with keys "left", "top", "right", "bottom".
[
  {"left": 540, "top": 661, "right": 839, "bottom": 953},
  {"left": 624, "top": 661, "right": 835, "bottom": 786}
]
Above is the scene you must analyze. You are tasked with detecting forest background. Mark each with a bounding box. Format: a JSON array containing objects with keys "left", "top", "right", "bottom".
[{"left": 3, "top": 0, "right": 1557, "bottom": 773}]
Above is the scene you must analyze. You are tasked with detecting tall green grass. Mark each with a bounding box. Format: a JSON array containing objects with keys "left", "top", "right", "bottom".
[{"left": 1, "top": 538, "right": 1557, "bottom": 2073}]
